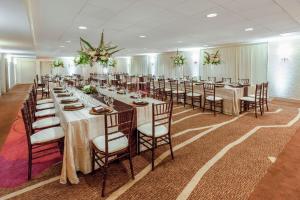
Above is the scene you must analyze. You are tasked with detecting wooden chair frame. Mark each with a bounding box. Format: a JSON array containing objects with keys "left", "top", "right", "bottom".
[
  {"left": 91, "top": 109, "right": 135, "bottom": 197},
  {"left": 203, "top": 83, "right": 223, "bottom": 116},
  {"left": 183, "top": 81, "right": 202, "bottom": 109},
  {"left": 137, "top": 101, "right": 174, "bottom": 170}
]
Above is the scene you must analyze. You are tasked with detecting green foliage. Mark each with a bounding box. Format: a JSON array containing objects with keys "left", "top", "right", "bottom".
[
  {"left": 78, "top": 31, "right": 123, "bottom": 65},
  {"left": 52, "top": 59, "right": 64, "bottom": 67}
]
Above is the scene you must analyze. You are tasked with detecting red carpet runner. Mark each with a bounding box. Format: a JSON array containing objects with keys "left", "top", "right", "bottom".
[{"left": 0, "top": 111, "right": 62, "bottom": 188}]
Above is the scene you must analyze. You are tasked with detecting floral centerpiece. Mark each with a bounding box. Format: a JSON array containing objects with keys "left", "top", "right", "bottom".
[
  {"left": 172, "top": 49, "right": 185, "bottom": 66},
  {"left": 203, "top": 50, "right": 221, "bottom": 65},
  {"left": 108, "top": 58, "right": 117, "bottom": 67},
  {"left": 74, "top": 52, "right": 90, "bottom": 66},
  {"left": 78, "top": 31, "right": 123, "bottom": 66},
  {"left": 81, "top": 85, "right": 97, "bottom": 94},
  {"left": 52, "top": 59, "right": 64, "bottom": 67}
]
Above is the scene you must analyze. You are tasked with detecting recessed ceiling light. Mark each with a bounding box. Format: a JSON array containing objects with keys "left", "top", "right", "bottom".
[
  {"left": 206, "top": 13, "right": 218, "bottom": 18},
  {"left": 280, "top": 32, "right": 294, "bottom": 37},
  {"left": 245, "top": 27, "right": 254, "bottom": 32},
  {"left": 177, "top": 41, "right": 183, "bottom": 43},
  {"left": 59, "top": 45, "right": 65, "bottom": 48},
  {"left": 139, "top": 35, "right": 146, "bottom": 38},
  {"left": 65, "top": 40, "right": 71, "bottom": 43},
  {"left": 78, "top": 26, "right": 87, "bottom": 30},
  {"left": 203, "top": 44, "right": 208, "bottom": 47}
]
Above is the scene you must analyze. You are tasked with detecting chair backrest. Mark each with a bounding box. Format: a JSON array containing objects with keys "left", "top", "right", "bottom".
[
  {"left": 152, "top": 101, "right": 173, "bottom": 137},
  {"left": 158, "top": 79, "right": 166, "bottom": 91},
  {"left": 21, "top": 106, "right": 34, "bottom": 148},
  {"left": 203, "top": 83, "right": 216, "bottom": 99},
  {"left": 184, "top": 81, "right": 194, "bottom": 94},
  {"left": 222, "top": 77, "right": 232, "bottom": 83},
  {"left": 254, "top": 84, "right": 263, "bottom": 102},
  {"left": 104, "top": 109, "right": 134, "bottom": 154},
  {"left": 208, "top": 77, "right": 216, "bottom": 82},
  {"left": 238, "top": 79, "right": 250, "bottom": 85},
  {"left": 262, "top": 82, "right": 268, "bottom": 99},
  {"left": 169, "top": 80, "right": 178, "bottom": 92}
]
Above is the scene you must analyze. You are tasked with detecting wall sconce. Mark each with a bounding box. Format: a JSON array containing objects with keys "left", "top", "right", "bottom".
[
  {"left": 281, "top": 58, "right": 288, "bottom": 62},
  {"left": 194, "top": 61, "right": 198, "bottom": 64}
]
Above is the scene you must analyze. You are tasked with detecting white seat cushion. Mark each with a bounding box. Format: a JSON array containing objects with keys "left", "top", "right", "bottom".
[
  {"left": 36, "top": 103, "right": 54, "bottom": 110},
  {"left": 35, "top": 109, "right": 56, "bottom": 117},
  {"left": 206, "top": 95, "right": 223, "bottom": 101},
  {"left": 36, "top": 88, "right": 43, "bottom": 91},
  {"left": 92, "top": 132, "right": 128, "bottom": 153},
  {"left": 137, "top": 122, "right": 168, "bottom": 137},
  {"left": 248, "top": 94, "right": 255, "bottom": 98},
  {"left": 31, "top": 126, "right": 64, "bottom": 144},
  {"left": 172, "top": 90, "right": 185, "bottom": 94},
  {"left": 187, "top": 92, "right": 201, "bottom": 97},
  {"left": 240, "top": 96, "right": 255, "bottom": 102},
  {"left": 165, "top": 88, "right": 171, "bottom": 92},
  {"left": 36, "top": 98, "right": 54, "bottom": 105},
  {"left": 32, "top": 117, "right": 60, "bottom": 129}
]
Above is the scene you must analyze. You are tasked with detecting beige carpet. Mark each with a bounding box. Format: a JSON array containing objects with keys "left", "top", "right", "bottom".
[{"left": 0, "top": 101, "right": 300, "bottom": 200}]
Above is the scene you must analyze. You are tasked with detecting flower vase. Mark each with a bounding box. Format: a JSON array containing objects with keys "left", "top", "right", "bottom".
[{"left": 82, "top": 65, "right": 90, "bottom": 80}]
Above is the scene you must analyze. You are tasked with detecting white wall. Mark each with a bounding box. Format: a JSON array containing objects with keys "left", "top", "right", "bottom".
[
  {"left": 268, "top": 39, "right": 300, "bottom": 99},
  {"left": 15, "top": 58, "right": 36, "bottom": 84}
]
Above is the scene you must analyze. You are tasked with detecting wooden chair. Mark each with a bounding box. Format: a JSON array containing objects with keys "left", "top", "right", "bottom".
[
  {"left": 21, "top": 106, "right": 64, "bottom": 180},
  {"left": 222, "top": 77, "right": 232, "bottom": 84},
  {"left": 29, "top": 92, "right": 56, "bottom": 120},
  {"left": 91, "top": 109, "right": 135, "bottom": 197},
  {"left": 184, "top": 81, "right": 202, "bottom": 109},
  {"left": 262, "top": 82, "right": 269, "bottom": 112},
  {"left": 149, "top": 78, "right": 159, "bottom": 99},
  {"left": 203, "top": 83, "right": 223, "bottom": 116},
  {"left": 25, "top": 98, "right": 60, "bottom": 129},
  {"left": 238, "top": 78, "right": 250, "bottom": 85},
  {"left": 240, "top": 84, "right": 263, "bottom": 118},
  {"left": 208, "top": 77, "right": 216, "bottom": 82},
  {"left": 137, "top": 101, "right": 174, "bottom": 170},
  {"left": 158, "top": 79, "right": 171, "bottom": 101},
  {"left": 169, "top": 80, "right": 185, "bottom": 104}
]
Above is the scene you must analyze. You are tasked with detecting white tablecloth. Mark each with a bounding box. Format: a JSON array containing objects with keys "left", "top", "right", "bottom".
[{"left": 51, "top": 87, "right": 163, "bottom": 184}]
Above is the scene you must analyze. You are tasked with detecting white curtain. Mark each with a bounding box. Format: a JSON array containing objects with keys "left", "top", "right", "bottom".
[{"left": 200, "top": 43, "right": 268, "bottom": 83}]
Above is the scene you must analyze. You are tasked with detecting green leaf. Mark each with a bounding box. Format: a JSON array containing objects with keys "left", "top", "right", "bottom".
[{"left": 80, "top": 37, "right": 95, "bottom": 50}]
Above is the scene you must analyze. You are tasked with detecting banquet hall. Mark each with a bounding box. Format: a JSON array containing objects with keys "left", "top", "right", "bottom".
[{"left": 1, "top": 0, "right": 300, "bottom": 199}]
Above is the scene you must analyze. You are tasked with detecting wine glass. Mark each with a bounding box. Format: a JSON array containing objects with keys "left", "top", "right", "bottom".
[
  {"left": 108, "top": 97, "right": 114, "bottom": 108},
  {"left": 103, "top": 96, "right": 109, "bottom": 105}
]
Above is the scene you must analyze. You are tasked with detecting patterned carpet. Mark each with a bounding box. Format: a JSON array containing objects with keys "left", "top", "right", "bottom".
[{"left": 0, "top": 99, "right": 300, "bottom": 200}]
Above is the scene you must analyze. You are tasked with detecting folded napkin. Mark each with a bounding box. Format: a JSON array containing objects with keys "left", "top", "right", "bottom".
[
  {"left": 53, "top": 87, "right": 63, "bottom": 90},
  {"left": 61, "top": 98, "right": 78, "bottom": 103},
  {"left": 92, "top": 106, "right": 109, "bottom": 113},
  {"left": 57, "top": 93, "right": 71, "bottom": 97},
  {"left": 54, "top": 90, "right": 67, "bottom": 93},
  {"left": 64, "top": 103, "right": 83, "bottom": 109}
]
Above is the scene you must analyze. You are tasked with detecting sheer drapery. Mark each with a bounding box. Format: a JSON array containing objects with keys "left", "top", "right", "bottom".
[{"left": 200, "top": 43, "right": 268, "bottom": 83}]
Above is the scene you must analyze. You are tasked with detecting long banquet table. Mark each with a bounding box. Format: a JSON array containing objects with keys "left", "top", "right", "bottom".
[
  {"left": 51, "top": 87, "right": 163, "bottom": 184},
  {"left": 154, "top": 81, "right": 255, "bottom": 115}
]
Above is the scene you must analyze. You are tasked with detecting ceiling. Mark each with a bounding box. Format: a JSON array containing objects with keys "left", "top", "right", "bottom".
[
  {"left": 0, "top": 0, "right": 34, "bottom": 55},
  {"left": 2, "top": 0, "right": 300, "bottom": 57}
]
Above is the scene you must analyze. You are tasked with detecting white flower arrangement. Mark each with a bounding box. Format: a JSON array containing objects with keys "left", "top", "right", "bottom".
[
  {"left": 203, "top": 50, "right": 221, "bottom": 65},
  {"left": 108, "top": 58, "right": 117, "bottom": 67},
  {"left": 52, "top": 59, "right": 64, "bottom": 67},
  {"left": 172, "top": 49, "right": 185, "bottom": 66}
]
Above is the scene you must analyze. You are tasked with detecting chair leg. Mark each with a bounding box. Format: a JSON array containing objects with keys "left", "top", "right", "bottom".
[
  {"left": 184, "top": 95, "right": 186, "bottom": 107},
  {"left": 221, "top": 100, "right": 224, "bottom": 114},
  {"left": 128, "top": 152, "right": 135, "bottom": 180},
  {"left": 255, "top": 103, "right": 258, "bottom": 118},
  {"left": 137, "top": 131, "right": 140, "bottom": 155},
  {"left": 266, "top": 100, "right": 269, "bottom": 111},
  {"left": 91, "top": 149, "right": 95, "bottom": 174},
  {"left": 192, "top": 97, "right": 194, "bottom": 109},
  {"left": 101, "top": 160, "right": 108, "bottom": 197},
  {"left": 151, "top": 139, "right": 155, "bottom": 171},
  {"left": 213, "top": 101, "right": 216, "bottom": 116},
  {"left": 28, "top": 149, "right": 32, "bottom": 180},
  {"left": 203, "top": 99, "right": 206, "bottom": 112},
  {"left": 168, "top": 135, "right": 174, "bottom": 160}
]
